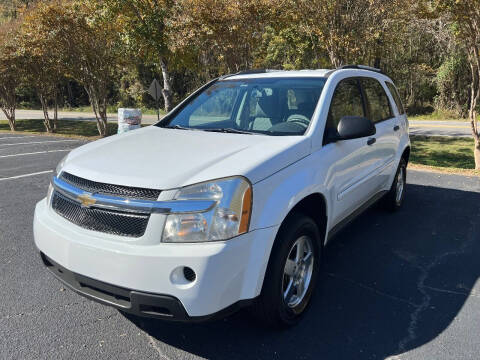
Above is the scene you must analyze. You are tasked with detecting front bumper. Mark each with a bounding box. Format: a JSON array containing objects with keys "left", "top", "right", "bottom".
[
  {"left": 40, "top": 252, "right": 252, "bottom": 321},
  {"left": 34, "top": 199, "right": 278, "bottom": 318}
]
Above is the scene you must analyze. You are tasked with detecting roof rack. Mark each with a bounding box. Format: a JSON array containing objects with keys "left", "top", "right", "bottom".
[
  {"left": 337, "top": 64, "right": 384, "bottom": 74},
  {"left": 219, "top": 69, "right": 284, "bottom": 80},
  {"left": 235, "top": 69, "right": 283, "bottom": 75},
  {"left": 218, "top": 73, "right": 235, "bottom": 80}
]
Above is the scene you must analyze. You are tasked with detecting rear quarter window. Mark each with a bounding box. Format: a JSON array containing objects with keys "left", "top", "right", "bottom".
[{"left": 386, "top": 82, "right": 406, "bottom": 115}]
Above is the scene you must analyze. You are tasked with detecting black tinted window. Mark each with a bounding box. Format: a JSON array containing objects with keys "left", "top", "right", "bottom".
[
  {"left": 386, "top": 82, "right": 405, "bottom": 115},
  {"left": 361, "top": 78, "right": 393, "bottom": 123},
  {"left": 327, "top": 79, "right": 364, "bottom": 133}
]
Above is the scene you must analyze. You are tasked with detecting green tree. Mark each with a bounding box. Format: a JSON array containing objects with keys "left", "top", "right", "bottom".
[
  {"left": 102, "top": 0, "right": 176, "bottom": 111},
  {"left": 171, "top": 0, "right": 275, "bottom": 75},
  {"left": 432, "top": 0, "right": 480, "bottom": 169},
  {"left": 26, "top": 1, "right": 123, "bottom": 136},
  {"left": 0, "top": 0, "right": 33, "bottom": 21},
  {"left": 435, "top": 52, "right": 471, "bottom": 116},
  {"left": 65, "top": 1, "right": 123, "bottom": 136},
  {"left": 17, "top": 2, "right": 65, "bottom": 132},
  {"left": 254, "top": 25, "right": 326, "bottom": 70},
  {"left": 292, "top": 0, "right": 402, "bottom": 67},
  {"left": 0, "top": 21, "right": 21, "bottom": 131}
]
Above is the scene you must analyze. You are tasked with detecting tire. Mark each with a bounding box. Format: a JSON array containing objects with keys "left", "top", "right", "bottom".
[
  {"left": 252, "top": 213, "right": 322, "bottom": 328},
  {"left": 384, "top": 158, "right": 407, "bottom": 211}
]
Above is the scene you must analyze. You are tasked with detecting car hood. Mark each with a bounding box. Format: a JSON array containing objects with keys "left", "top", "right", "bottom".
[{"left": 62, "top": 126, "right": 310, "bottom": 190}]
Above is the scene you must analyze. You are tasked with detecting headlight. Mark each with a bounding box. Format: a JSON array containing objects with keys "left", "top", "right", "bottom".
[
  {"left": 162, "top": 177, "right": 252, "bottom": 243},
  {"left": 55, "top": 154, "right": 68, "bottom": 176}
]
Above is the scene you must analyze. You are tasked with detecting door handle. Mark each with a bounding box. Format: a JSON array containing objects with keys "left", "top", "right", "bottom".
[
  {"left": 367, "top": 138, "right": 376, "bottom": 146},
  {"left": 393, "top": 125, "right": 400, "bottom": 131}
]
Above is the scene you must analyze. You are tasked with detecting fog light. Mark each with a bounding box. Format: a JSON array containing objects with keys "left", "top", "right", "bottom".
[
  {"left": 170, "top": 266, "right": 197, "bottom": 286},
  {"left": 183, "top": 267, "right": 196, "bottom": 282}
]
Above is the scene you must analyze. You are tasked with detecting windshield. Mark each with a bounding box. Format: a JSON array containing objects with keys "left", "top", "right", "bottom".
[{"left": 158, "top": 77, "right": 327, "bottom": 136}]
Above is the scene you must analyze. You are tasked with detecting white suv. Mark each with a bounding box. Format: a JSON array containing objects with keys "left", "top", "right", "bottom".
[{"left": 34, "top": 66, "right": 410, "bottom": 327}]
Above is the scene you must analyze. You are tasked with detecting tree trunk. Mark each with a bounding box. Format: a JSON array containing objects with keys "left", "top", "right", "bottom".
[
  {"left": 98, "top": 95, "right": 108, "bottom": 137},
  {"left": 468, "top": 52, "right": 480, "bottom": 169},
  {"left": 86, "top": 85, "right": 108, "bottom": 137},
  {"left": 160, "top": 57, "right": 173, "bottom": 112},
  {"left": 53, "top": 90, "right": 58, "bottom": 131},
  {"left": 67, "top": 81, "right": 74, "bottom": 108},
  {"left": 39, "top": 93, "right": 54, "bottom": 133},
  {"left": 2, "top": 107, "right": 15, "bottom": 131},
  {"left": 475, "top": 139, "right": 480, "bottom": 170},
  {"left": 328, "top": 48, "right": 342, "bottom": 68}
]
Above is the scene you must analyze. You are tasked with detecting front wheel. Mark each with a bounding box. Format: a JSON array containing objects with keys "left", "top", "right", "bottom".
[{"left": 252, "top": 214, "right": 321, "bottom": 327}]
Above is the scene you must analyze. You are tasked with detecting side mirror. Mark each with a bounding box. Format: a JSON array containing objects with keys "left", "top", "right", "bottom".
[{"left": 336, "top": 116, "right": 376, "bottom": 140}]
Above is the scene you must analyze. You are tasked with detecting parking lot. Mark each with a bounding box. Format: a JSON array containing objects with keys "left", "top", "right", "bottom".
[{"left": 1, "top": 132, "right": 480, "bottom": 360}]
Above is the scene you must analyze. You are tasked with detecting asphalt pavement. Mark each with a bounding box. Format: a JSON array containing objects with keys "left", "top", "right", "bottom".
[
  {"left": 409, "top": 120, "right": 475, "bottom": 137},
  {"left": 1, "top": 132, "right": 480, "bottom": 359}
]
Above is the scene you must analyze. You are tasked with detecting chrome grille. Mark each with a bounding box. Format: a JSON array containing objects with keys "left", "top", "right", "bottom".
[
  {"left": 60, "top": 172, "right": 161, "bottom": 200},
  {"left": 51, "top": 192, "right": 149, "bottom": 238}
]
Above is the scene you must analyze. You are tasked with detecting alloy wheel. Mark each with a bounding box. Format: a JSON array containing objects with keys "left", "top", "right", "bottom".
[
  {"left": 282, "top": 235, "right": 314, "bottom": 308},
  {"left": 395, "top": 166, "right": 405, "bottom": 205}
]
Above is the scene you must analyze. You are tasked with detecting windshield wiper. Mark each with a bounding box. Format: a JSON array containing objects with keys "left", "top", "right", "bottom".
[
  {"left": 164, "top": 125, "right": 197, "bottom": 131},
  {"left": 203, "top": 128, "right": 257, "bottom": 135},
  {"left": 164, "top": 125, "right": 258, "bottom": 135}
]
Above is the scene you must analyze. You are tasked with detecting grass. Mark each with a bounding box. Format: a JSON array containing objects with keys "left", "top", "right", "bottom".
[
  {"left": 0, "top": 119, "right": 118, "bottom": 139},
  {"left": 409, "top": 109, "right": 468, "bottom": 122},
  {"left": 408, "top": 163, "right": 479, "bottom": 177},
  {"left": 19, "top": 105, "right": 167, "bottom": 117},
  {"left": 66, "top": 106, "right": 166, "bottom": 116},
  {"left": 410, "top": 135, "right": 476, "bottom": 170},
  {"left": 59, "top": 105, "right": 117, "bottom": 114}
]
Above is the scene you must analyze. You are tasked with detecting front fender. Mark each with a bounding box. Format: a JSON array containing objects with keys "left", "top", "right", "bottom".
[{"left": 250, "top": 156, "right": 328, "bottom": 232}]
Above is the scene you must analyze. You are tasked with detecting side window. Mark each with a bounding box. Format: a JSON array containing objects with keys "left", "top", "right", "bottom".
[
  {"left": 361, "top": 78, "right": 393, "bottom": 123},
  {"left": 386, "top": 82, "right": 405, "bottom": 115},
  {"left": 326, "top": 78, "right": 365, "bottom": 134}
]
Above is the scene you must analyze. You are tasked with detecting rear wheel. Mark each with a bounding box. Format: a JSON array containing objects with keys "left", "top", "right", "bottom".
[
  {"left": 384, "top": 158, "right": 407, "bottom": 211},
  {"left": 253, "top": 214, "right": 321, "bottom": 327}
]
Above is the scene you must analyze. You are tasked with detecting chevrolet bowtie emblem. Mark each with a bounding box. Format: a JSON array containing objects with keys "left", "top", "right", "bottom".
[{"left": 77, "top": 193, "right": 96, "bottom": 208}]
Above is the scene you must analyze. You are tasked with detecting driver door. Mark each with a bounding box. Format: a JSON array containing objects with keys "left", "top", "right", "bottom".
[{"left": 324, "top": 78, "right": 380, "bottom": 227}]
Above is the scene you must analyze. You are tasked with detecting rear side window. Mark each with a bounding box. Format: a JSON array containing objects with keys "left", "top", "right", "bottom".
[
  {"left": 361, "top": 78, "right": 393, "bottom": 123},
  {"left": 327, "top": 78, "right": 365, "bottom": 133},
  {"left": 386, "top": 82, "right": 405, "bottom": 115}
]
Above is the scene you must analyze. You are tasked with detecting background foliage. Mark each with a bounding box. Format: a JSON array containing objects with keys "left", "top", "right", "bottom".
[{"left": 0, "top": 0, "right": 478, "bottom": 128}]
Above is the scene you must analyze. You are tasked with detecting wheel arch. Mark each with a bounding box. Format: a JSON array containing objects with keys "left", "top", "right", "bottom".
[
  {"left": 275, "top": 192, "right": 328, "bottom": 248},
  {"left": 255, "top": 192, "right": 328, "bottom": 307},
  {"left": 402, "top": 146, "right": 411, "bottom": 164}
]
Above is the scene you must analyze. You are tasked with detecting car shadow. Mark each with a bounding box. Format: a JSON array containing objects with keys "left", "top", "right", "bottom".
[{"left": 123, "top": 183, "right": 480, "bottom": 359}]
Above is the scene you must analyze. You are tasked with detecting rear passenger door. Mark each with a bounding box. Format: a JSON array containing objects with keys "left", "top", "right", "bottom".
[{"left": 360, "top": 77, "right": 399, "bottom": 189}]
